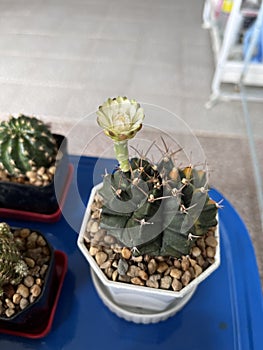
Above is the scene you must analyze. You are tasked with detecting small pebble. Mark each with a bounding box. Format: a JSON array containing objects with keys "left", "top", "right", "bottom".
[
  {"left": 5, "top": 308, "right": 15, "bottom": 318},
  {"left": 37, "top": 166, "right": 45, "bottom": 176},
  {"left": 181, "top": 270, "right": 192, "bottom": 286},
  {"left": 191, "top": 246, "right": 201, "bottom": 258},
  {"left": 121, "top": 247, "right": 131, "bottom": 260},
  {"left": 20, "top": 298, "right": 29, "bottom": 310},
  {"left": 127, "top": 265, "right": 141, "bottom": 278},
  {"left": 36, "top": 235, "right": 47, "bottom": 247},
  {"left": 189, "top": 266, "right": 195, "bottom": 279},
  {"left": 206, "top": 246, "right": 216, "bottom": 258},
  {"left": 34, "top": 180, "right": 43, "bottom": 186},
  {"left": 138, "top": 270, "right": 148, "bottom": 281},
  {"left": 35, "top": 278, "right": 42, "bottom": 286},
  {"left": 117, "top": 259, "right": 129, "bottom": 275},
  {"left": 181, "top": 256, "right": 190, "bottom": 271},
  {"left": 48, "top": 165, "right": 56, "bottom": 175},
  {"left": 100, "top": 260, "right": 112, "bottom": 269},
  {"left": 105, "top": 267, "right": 113, "bottom": 279},
  {"left": 12, "top": 293, "right": 22, "bottom": 305},
  {"left": 172, "top": 278, "right": 183, "bottom": 291},
  {"left": 24, "top": 257, "right": 35, "bottom": 268},
  {"left": 20, "top": 228, "right": 31, "bottom": 238},
  {"left": 104, "top": 235, "right": 116, "bottom": 245},
  {"left": 205, "top": 236, "right": 218, "bottom": 248},
  {"left": 170, "top": 268, "right": 182, "bottom": 279},
  {"left": 197, "top": 237, "right": 206, "bottom": 251},
  {"left": 89, "top": 246, "right": 99, "bottom": 256},
  {"left": 118, "top": 275, "right": 131, "bottom": 283},
  {"left": 194, "top": 264, "right": 203, "bottom": 277},
  {"left": 95, "top": 251, "right": 108, "bottom": 266},
  {"left": 93, "top": 230, "right": 105, "bottom": 243},
  {"left": 29, "top": 295, "right": 36, "bottom": 303},
  {"left": 148, "top": 259, "right": 158, "bottom": 274},
  {"left": 5, "top": 299, "right": 15, "bottom": 309},
  {"left": 112, "top": 270, "right": 118, "bottom": 281},
  {"left": 24, "top": 275, "right": 34, "bottom": 288},
  {"left": 90, "top": 221, "right": 99, "bottom": 234},
  {"left": 146, "top": 277, "right": 159, "bottom": 289},
  {"left": 131, "top": 255, "right": 143, "bottom": 263},
  {"left": 17, "top": 284, "right": 30, "bottom": 298},
  {"left": 160, "top": 276, "right": 172, "bottom": 289},
  {"left": 173, "top": 260, "right": 181, "bottom": 269},
  {"left": 196, "top": 255, "right": 205, "bottom": 267},
  {"left": 131, "top": 277, "right": 144, "bottom": 286},
  {"left": 157, "top": 262, "right": 169, "bottom": 273},
  {"left": 30, "top": 284, "right": 41, "bottom": 298},
  {"left": 28, "top": 231, "right": 38, "bottom": 243},
  {"left": 26, "top": 171, "right": 37, "bottom": 179}
]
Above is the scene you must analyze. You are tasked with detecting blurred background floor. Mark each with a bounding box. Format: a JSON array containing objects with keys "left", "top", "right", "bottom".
[{"left": 0, "top": 0, "right": 262, "bottom": 284}]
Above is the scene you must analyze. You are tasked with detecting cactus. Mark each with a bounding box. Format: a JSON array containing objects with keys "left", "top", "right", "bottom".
[
  {"left": 99, "top": 157, "right": 164, "bottom": 248},
  {"left": 0, "top": 115, "right": 58, "bottom": 177},
  {"left": 0, "top": 223, "right": 28, "bottom": 296},
  {"left": 97, "top": 97, "right": 219, "bottom": 258},
  {"left": 99, "top": 155, "right": 218, "bottom": 258}
]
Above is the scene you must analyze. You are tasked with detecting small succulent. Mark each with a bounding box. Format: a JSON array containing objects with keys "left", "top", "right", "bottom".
[
  {"left": 97, "top": 97, "right": 219, "bottom": 258},
  {"left": 0, "top": 114, "right": 58, "bottom": 177},
  {"left": 0, "top": 222, "right": 28, "bottom": 296}
]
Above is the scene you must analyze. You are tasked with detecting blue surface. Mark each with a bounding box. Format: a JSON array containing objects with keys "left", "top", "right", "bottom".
[{"left": 0, "top": 155, "right": 262, "bottom": 350}]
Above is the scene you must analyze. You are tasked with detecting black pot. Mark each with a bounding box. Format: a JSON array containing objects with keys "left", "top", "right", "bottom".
[
  {"left": 0, "top": 228, "right": 56, "bottom": 332},
  {"left": 0, "top": 134, "right": 69, "bottom": 214}
]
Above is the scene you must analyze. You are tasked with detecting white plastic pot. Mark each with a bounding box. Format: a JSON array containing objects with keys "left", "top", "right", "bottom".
[{"left": 77, "top": 183, "right": 220, "bottom": 323}]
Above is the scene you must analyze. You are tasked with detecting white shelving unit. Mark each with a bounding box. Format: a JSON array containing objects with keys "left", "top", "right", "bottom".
[
  {"left": 203, "top": 0, "right": 263, "bottom": 230},
  {"left": 203, "top": 0, "right": 263, "bottom": 107}
]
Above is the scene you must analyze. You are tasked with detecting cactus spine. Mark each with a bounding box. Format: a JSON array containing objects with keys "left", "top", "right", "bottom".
[
  {"left": 0, "top": 223, "right": 28, "bottom": 296},
  {"left": 0, "top": 115, "right": 57, "bottom": 177}
]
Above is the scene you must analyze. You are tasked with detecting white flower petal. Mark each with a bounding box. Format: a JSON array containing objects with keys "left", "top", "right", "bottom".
[
  {"left": 97, "top": 110, "right": 111, "bottom": 128},
  {"left": 97, "top": 97, "right": 144, "bottom": 141}
]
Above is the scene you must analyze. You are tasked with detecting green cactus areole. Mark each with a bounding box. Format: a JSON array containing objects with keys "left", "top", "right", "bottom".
[
  {"left": 0, "top": 115, "right": 58, "bottom": 177},
  {"left": 0, "top": 223, "right": 28, "bottom": 297}
]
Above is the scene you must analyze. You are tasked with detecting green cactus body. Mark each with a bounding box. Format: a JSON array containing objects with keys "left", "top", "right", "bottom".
[
  {"left": 0, "top": 223, "right": 28, "bottom": 296},
  {"left": 0, "top": 115, "right": 57, "bottom": 177},
  {"left": 99, "top": 157, "right": 164, "bottom": 248},
  {"left": 99, "top": 155, "right": 218, "bottom": 258}
]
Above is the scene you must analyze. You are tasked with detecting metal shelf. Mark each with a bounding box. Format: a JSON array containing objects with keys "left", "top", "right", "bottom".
[{"left": 203, "top": 0, "right": 263, "bottom": 106}]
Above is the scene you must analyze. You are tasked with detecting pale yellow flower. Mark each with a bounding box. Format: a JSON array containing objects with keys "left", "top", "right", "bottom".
[{"left": 97, "top": 96, "right": 144, "bottom": 142}]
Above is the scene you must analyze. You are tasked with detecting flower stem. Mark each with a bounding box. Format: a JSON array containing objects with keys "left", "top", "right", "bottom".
[{"left": 114, "top": 140, "right": 130, "bottom": 172}]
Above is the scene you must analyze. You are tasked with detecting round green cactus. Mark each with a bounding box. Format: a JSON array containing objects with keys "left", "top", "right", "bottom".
[
  {"left": 0, "top": 115, "right": 58, "bottom": 177},
  {"left": 0, "top": 223, "right": 28, "bottom": 296},
  {"left": 99, "top": 155, "right": 218, "bottom": 258}
]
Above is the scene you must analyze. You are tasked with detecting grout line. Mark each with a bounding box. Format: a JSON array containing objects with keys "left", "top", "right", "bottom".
[
  {"left": 0, "top": 77, "right": 86, "bottom": 90},
  {"left": 0, "top": 50, "right": 177, "bottom": 68}
]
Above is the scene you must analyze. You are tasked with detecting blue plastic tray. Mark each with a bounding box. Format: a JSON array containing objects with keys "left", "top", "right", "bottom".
[{"left": 1, "top": 155, "right": 262, "bottom": 350}]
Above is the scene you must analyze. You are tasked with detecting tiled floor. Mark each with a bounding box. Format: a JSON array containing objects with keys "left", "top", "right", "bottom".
[{"left": 0, "top": 0, "right": 262, "bottom": 283}]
